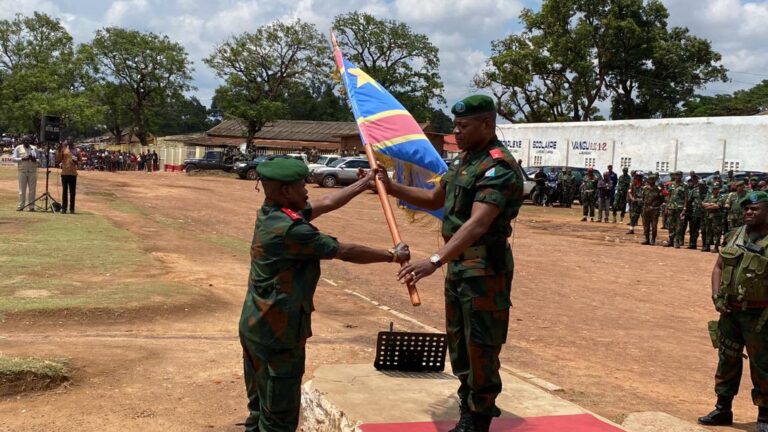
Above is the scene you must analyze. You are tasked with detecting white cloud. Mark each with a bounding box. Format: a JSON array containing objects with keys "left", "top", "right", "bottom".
[{"left": 104, "top": 0, "right": 149, "bottom": 27}]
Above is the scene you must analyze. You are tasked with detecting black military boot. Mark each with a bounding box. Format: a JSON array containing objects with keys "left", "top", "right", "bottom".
[
  {"left": 641, "top": 236, "right": 651, "bottom": 245},
  {"left": 650, "top": 236, "right": 656, "bottom": 246},
  {"left": 465, "top": 412, "right": 493, "bottom": 432},
  {"left": 697, "top": 396, "right": 733, "bottom": 426},
  {"left": 448, "top": 399, "right": 471, "bottom": 432},
  {"left": 702, "top": 245, "right": 711, "bottom": 252}
]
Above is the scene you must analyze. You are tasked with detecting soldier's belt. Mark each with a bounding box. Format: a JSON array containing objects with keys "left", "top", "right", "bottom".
[{"left": 458, "top": 245, "right": 487, "bottom": 261}]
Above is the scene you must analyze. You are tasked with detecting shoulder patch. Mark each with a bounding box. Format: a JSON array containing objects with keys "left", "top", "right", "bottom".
[
  {"left": 489, "top": 148, "right": 504, "bottom": 160},
  {"left": 281, "top": 208, "right": 302, "bottom": 221},
  {"left": 484, "top": 168, "right": 496, "bottom": 177}
]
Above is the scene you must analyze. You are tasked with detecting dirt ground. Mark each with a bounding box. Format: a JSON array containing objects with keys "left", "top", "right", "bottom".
[{"left": 0, "top": 168, "right": 758, "bottom": 431}]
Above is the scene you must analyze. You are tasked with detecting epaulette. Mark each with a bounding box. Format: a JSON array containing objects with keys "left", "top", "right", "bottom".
[
  {"left": 281, "top": 208, "right": 302, "bottom": 221},
  {"left": 489, "top": 148, "right": 504, "bottom": 160}
]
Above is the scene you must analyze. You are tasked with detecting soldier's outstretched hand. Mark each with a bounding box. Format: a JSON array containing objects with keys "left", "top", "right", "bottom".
[
  {"left": 389, "top": 242, "right": 410, "bottom": 264},
  {"left": 374, "top": 163, "right": 392, "bottom": 193}
]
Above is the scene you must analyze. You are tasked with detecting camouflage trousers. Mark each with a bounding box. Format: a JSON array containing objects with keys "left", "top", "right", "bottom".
[
  {"left": 641, "top": 208, "right": 660, "bottom": 240},
  {"left": 613, "top": 191, "right": 628, "bottom": 218},
  {"left": 445, "top": 271, "right": 512, "bottom": 418},
  {"left": 581, "top": 191, "right": 597, "bottom": 218},
  {"left": 629, "top": 202, "right": 643, "bottom": 227},
  {"left": 715, "top": 309, "right": 768, "bottom": 406},
  {"left": 688, "top": 215, "right": 703, "bottom": 247},
  {"left": 666, "top": 208, "right": 685, "bottom": 245},
  {"left": 241, "top": 340, "right": 306, "bottom": 432},
  {"left": 704, "top": 217, "right": 724, "bottom": 247}
]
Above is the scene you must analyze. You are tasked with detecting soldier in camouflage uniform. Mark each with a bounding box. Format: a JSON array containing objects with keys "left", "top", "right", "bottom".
[
  {"left": 626, "top": 172, "right": 644, "bottom": 234},
  {"left": 665, "top": 171, "right": 689, "bottom": 248},
  {"left": 580, "top": 168, "right": 598, "bottom": 222},
  {"left": 702, "top": 185, "right": 727, "bottom": 253},
  {"left": 725, "top": 181, "right": 748, "bottom": 234},
  {"left": 558, "top": 168, "right": 575, "bottom": 208},
  {"left": 240, "top": 158, "right": 410, "bottom": 432},
  {"left": 613, "top": 167, "right": 631, "bottom": 223},
  {"left": 382, "top": 95, "right": 523, "bottom": 432},
  {"left": 640, "top": 174, "right": 664, "bottom": 245},
  {"left": 688, "top": 182, "right": 707, "bottom": 249},
  {"left": 700, "top": 191, "right": 768, "bottom": 432}
]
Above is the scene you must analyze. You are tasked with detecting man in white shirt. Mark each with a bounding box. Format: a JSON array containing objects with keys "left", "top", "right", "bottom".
[{"left": 11, "top": 135, "right": 39, "bottom": 211}]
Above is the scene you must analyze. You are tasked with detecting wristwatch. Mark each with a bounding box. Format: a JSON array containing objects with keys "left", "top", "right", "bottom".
[{"left": 429, "top": 254, "right": 443, "bottom": 267}]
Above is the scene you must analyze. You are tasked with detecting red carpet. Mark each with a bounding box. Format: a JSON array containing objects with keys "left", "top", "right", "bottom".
[{"left": 359, "top": 413, "right": 624, "bottom": 432}]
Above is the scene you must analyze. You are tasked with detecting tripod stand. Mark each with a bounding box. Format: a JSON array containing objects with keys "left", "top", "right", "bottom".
[{"left": 25, "top": 141, "right": 61, "bottom": 213}]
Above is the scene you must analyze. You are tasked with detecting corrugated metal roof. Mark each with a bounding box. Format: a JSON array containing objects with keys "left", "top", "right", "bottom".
[{"left": 207, "top": 119, "right": 360, "bottom": 143}]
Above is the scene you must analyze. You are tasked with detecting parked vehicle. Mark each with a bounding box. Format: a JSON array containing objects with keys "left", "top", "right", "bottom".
[
  {"left": 311, "top": 157, "right": 371, "bottom": 187},
  {"left": 183, "top": 151, "right": 235, "bottom": 173},
  {"left": 307, "top": 154, "right": 340, "bottom": 175},
  {"left": 233, "top": 155, "right": 271, "bottom": 180}
]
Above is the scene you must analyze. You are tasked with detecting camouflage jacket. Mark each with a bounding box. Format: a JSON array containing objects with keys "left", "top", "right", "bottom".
[
  {"left": 616, "top": 174, "right": 631, "bottom": 194},
  {"left": 239, "top": 204, "right": 339, "bottom": 352},
  {"left": 440, "top": 138, "right": 523, "bottom": 281},
  {"left": 703, "top": 193, "right": 726, "bottom": 221},
  {"left": 689, "top": 188, "right": 706, "bottom": 218},
  {"left": 582, "top": 176, "right": 598, "bottom": 192},
  {"left": 725, "top": 192, "right": 746, "bottom": 225},
  {"left": 666, "top": 182, "right": 688, "bottom": 210},
  {"left": 559, "top": 173, "right": 574, "bottom": 186},
  {"left": 641, "top": 185, "right": 664, "bottom": 209}
]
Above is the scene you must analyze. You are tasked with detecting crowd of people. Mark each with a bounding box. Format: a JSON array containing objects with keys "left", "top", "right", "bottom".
[{"left": 529, "top": 164, "right": 768, "bottom": 250}]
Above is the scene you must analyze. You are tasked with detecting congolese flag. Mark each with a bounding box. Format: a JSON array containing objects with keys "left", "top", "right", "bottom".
[{"left": 331, "top": 34, "right": 448, "bottom": 220}]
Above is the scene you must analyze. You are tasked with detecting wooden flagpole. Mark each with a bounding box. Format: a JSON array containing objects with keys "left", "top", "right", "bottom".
[{"left": 331, "top": 32, "right": 420, "bottom": 307}]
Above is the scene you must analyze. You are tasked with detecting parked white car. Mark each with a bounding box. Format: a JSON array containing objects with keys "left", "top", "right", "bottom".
[{"left": 307, "top": 154, "right": 340, "bottom": 175}]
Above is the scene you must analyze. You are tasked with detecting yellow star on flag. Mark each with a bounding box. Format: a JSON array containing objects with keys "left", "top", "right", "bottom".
[{"left": 348, "top": 68, "right": 383, "bottom": 92}]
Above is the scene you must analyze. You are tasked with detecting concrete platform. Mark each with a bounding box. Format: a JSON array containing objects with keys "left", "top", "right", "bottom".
[{"left": 300, "top": 364, "right": 626, "bottom": 431}]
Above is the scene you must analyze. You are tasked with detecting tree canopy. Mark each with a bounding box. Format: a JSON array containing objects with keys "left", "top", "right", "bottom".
[
  {"left": 205, "top": 19, "right": 329, "bottom": 147},
  {"left": 82, "top": 27, "right": 194, "bottom": 145},
  {"left": 332, "top": 11, "right": 445, "bottom": 122},
  {"left": 476, "top": 0, "right": 728, "bottom": 122},
  {"left": 683, "top": 80, "right": 768, "bottom": 117}
]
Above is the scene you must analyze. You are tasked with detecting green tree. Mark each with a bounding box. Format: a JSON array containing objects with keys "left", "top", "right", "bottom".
[
  {"left": 683, "top": 80, "right": 768, "bottom": 117},
  {"left": 83, "top": 27, "right": 194, "bottom": 145},
  {"left": 283, "top": 82, "right": 353, "bottom": 122},
  {"left": 477, "top": 0, "right": 727, "bottom": 122},
  {"left": 0, "top": 12, "right": 98, "bottom": 135},
  {"left": 151, "top": 94, "right": 213, "bottom": 135},
  {"left": 332, "top": 11, "right": 445, "bottom": 122},
  {"left": 205, "top": 19, "right": 329, "bottom": 147}
]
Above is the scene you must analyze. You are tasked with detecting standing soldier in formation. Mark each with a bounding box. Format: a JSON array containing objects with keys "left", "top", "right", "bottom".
[
  {"left": 725, "top": 181, "right": 748, "bottom": 233},
  {"left": 239, "top": 158, "right": 410, "bottom": 432},
  {"left": 382, "top": 95, "right": 524, "bottom": 432},
  {"left": 580, "top": 168, "right": 598, "bottom": 222},
  {"left": 558, "top": 168, "right": 575, "bottom": 208},
  {"left": 640, "top": 174, "right": 664, "bottom": 245},
  {"left": 688, "top": 182, "right": 708, "bottom": 249},
  {"left": 665, "top": 171, "right": 689, "bottom": 248},
  {"left": 626, "top": 172, "right": 644, "bottom": 235},
  {"left": 613, "top": 167, "right": 631, "bottom": 224},
  {"left": 702, "top": 184, "right": 727, "bottom": 253},
  {"left": 699, "top": 191, "right": 768, "bottom": 431}
]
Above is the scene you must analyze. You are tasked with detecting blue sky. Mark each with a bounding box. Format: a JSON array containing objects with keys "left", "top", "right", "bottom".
[{"left": 2, "top": 0, "right": 767, "bottom": 114}]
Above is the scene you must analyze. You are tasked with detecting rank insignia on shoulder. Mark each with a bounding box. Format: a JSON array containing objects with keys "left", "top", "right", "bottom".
[
  {"left": 489, "top": 148, "right": 504, "bottom": 160},
  {"left": 485, "top": 168, "right": 496, "bottom": 177},
  {"left": 281, "top": 208, "right": 302, "bottom": 220}
]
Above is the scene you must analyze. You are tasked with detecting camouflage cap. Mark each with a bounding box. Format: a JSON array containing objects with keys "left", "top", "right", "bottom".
[
  {"left": 451, "top": 95, "right": 495, "bottom": 117},
  {"left": 735, "top": 180, "right": 746, "bottom": 187},
  {"left": 751, "top": 176, "right": 759, "bottom": 182},
  {"left": 256, "top": 157, "right": 308, "bottom": 183},
  {"left": 739, "top": 191, "right": 768, "bottom": 207},
  {"left": 673, "top": 170, "right": 683, "bottom": 176}
]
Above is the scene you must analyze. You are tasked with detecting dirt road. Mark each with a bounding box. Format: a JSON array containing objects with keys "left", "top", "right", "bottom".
[{"left": 0, "top": 169, "right": 757, "bottom": 431}]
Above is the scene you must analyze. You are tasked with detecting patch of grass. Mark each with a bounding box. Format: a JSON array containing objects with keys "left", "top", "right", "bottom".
[
  {"left": 109, "top": 199, "right": 147, "bottom": 215},
  {"left": 0, "top": 193, "right": 198, "bottom": 314},
  {"left": 203, "top": 234, "right": 249, "bottom": 255},
  {"left": 0, "top": 356, "right": 71, "bottom": 396}
]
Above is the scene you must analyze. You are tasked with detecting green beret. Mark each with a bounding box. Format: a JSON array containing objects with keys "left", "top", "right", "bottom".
[
  {"left": 256, "top": 157, "right": 308, "bottom": 183},
  {"left": 739, "top": 191, "right": 768, "bottom": 207},
  {"left": 452, "top": 95, "right": 495, "bottom": 117},
  {"left": 751, "top": 176, "right": 759, "bottom": 182}
]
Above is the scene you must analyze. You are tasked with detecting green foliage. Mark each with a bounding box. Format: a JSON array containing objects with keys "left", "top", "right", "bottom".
[
  {"left": 332, "top": 12, "right": 445, "bottom": 122},
  {"left": 82, "top": 27, "right": 194, "bottom": 145},
  {"left": 284, "top": 83, "right": 353, "bottom": 122},
  {"left": 428, "top": 109, "right": 453, "bottom": 134},
  {"left": 151, "top": 94, "right": 214, "bottom": 135},
  {"left": 205, "top": 20, "right": 329, "bottom": 146},
  {"left": 0, "top": 12, "right": 97, "bottom": 135},
  {"left": 477, "top": 0, "right": 727, "bottom": 122},
  {"left": 683, "top": 80, "right": 768, "bottom": 117}
]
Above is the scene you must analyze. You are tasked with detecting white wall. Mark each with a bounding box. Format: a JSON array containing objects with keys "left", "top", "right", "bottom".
[{"left": 496, "top": 116, "right": 768, "bottom": 173}]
